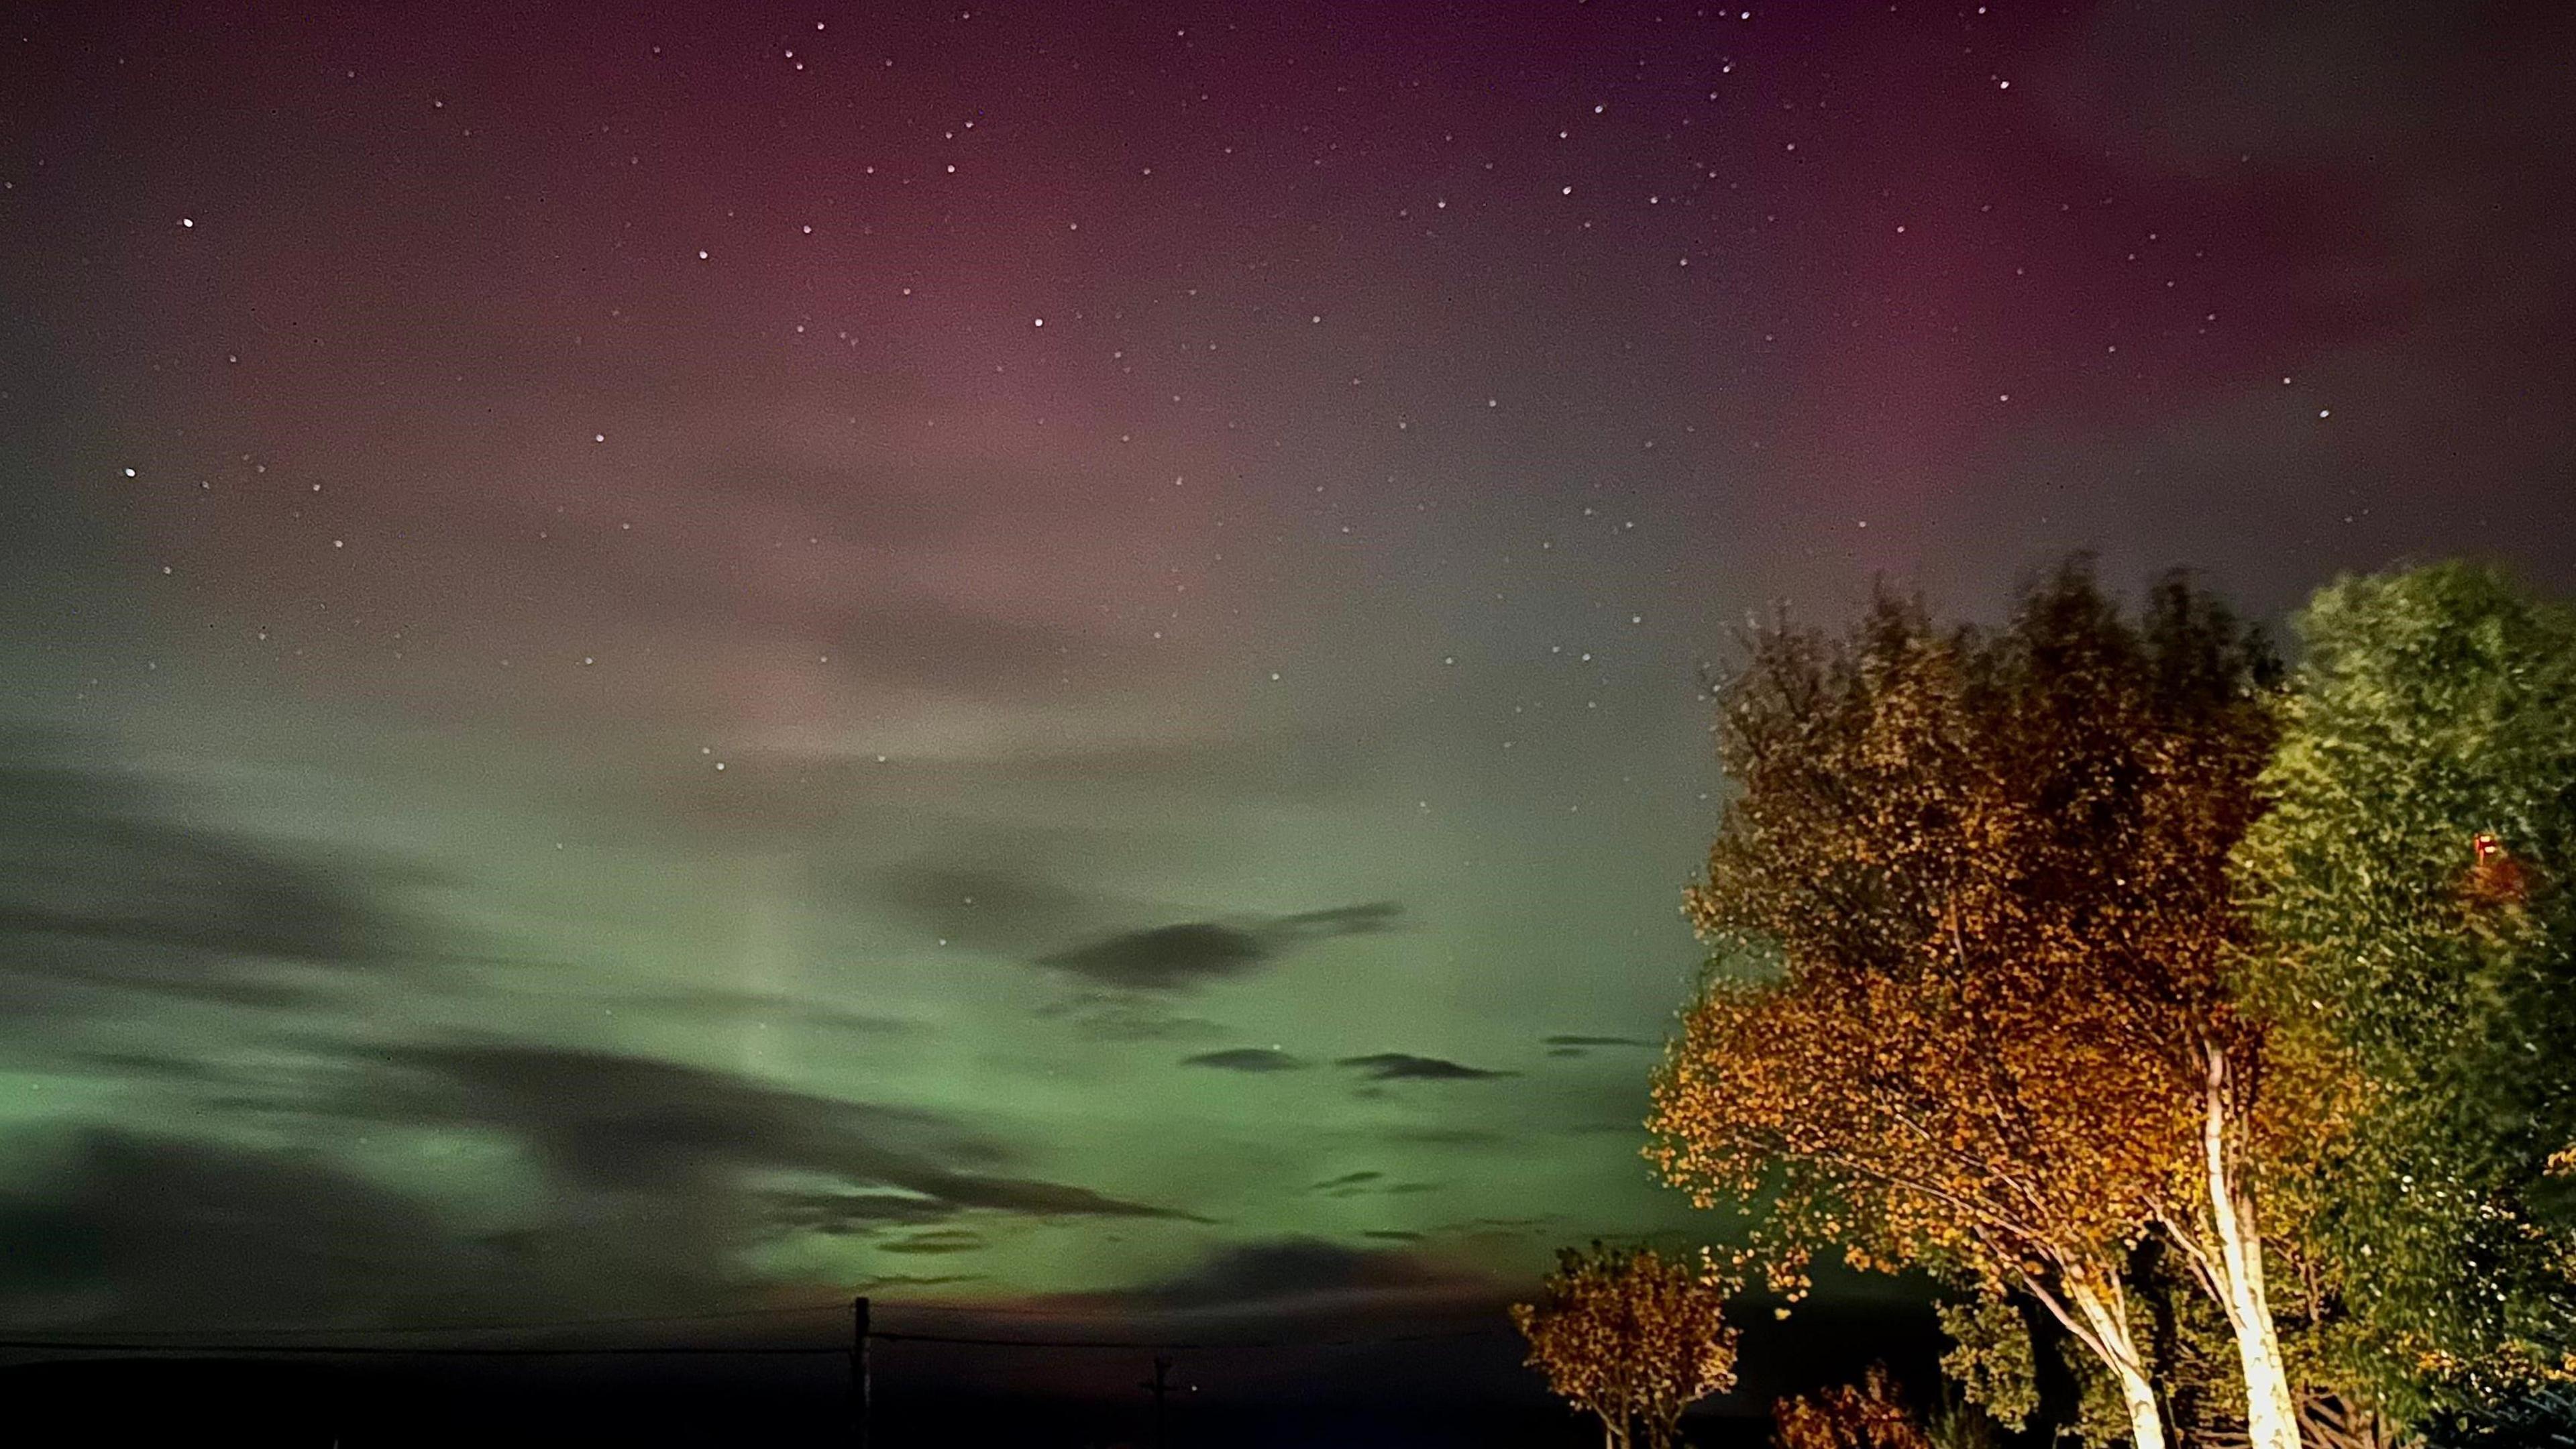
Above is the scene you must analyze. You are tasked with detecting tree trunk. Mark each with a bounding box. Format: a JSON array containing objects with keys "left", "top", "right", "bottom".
[
  {"left": 2196, "top": 1045, "right": 2302, "bottom": 1449},
  {"left": 2063, "top": 1277, "right": 2169, "bottom": 1449}
]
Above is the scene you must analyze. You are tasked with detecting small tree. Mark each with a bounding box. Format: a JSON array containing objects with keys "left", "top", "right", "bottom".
[
  {"left": 1772, "top": 1366, "right": 1933, "bottom": 1449},
  {"left": 1511, "top": 1242, "right": 1739, "bottom": 1449}
]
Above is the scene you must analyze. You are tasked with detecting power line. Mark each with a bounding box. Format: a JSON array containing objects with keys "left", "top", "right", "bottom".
[
  {"left": 867, "top": 1299, "right": 1505, "bottom": 1320},
  {"left": 0, "top": 1340, "right": 845, "bottom": 1357},
  {"left": 0, "top": 1323, "right": 1513, "bottom": 1358},
  {"left": 866, "top": 1325, "right": 1511, "bottom": 1351},
  {"left": 10, "top": 1297, "right": 1509, "bottom": 1342}
]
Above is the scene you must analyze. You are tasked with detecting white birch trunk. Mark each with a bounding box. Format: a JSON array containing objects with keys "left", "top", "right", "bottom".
[
  {"left": 2199, "top": 1044, "right": 2302, "bottom": 1449},
  {"left": 2063, "top": 1277, "right": 2169, "bottom": 1449}
]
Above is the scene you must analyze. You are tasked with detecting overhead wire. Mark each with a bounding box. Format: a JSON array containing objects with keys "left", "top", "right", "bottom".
[
  {"left": 866, "top": 1324, "right": 1512, "bottom": 1351},
  {"left": 0, "top": 1282, "right": 1519, "bottom": 1362},
  {"left": 0, "top": 1321, "right": 1515, "bottom": 1357},
  {"left": 0, "top": 1339, "right": 845, "bottom": 1356}
]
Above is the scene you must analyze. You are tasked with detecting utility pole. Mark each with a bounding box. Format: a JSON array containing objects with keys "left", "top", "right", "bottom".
[
  {"left": 1140, "top": 1354, "right": 1175, "bottom": 1449},
  {"left": 851, "top": 1295, "right": 873, "bottom": 1449}
]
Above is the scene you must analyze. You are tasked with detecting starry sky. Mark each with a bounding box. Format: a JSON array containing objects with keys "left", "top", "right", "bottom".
[{"left": 2, "top": 0, "right": 2573, "bottom": 1366}]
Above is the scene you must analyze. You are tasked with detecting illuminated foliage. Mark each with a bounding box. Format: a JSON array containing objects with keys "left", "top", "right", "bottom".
[
  {"left": 1933, "top": 1295, "right": 2039, "bottom": 1433},
  {"left": 1649, "top": 558, "right": 2295, "bottom": 1449},
  {"left": 1946, "top": 1254, "right": 2244, "bottom": 1449},
  {"left": 2234, "top": 562, "right": 2576, "bottom": 1428},
  {"left": 1509, "top": 1242, "right": 1739, "bottom": 1449},
  {"left": 1771, "top": 1366, "right": 1932, "bottom": 1449}
]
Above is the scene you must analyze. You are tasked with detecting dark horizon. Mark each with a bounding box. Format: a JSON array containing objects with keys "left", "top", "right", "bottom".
[{"left": 0, "top": 1289, "right": 1949, "bottom": 1446}]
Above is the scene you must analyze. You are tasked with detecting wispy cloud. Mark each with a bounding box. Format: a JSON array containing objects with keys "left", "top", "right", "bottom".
[
  {"left": 0, "top": 741, "right": 511, "bottom": 1032},
  {"left": 1034, "top": 901, "right": 1402, "bottom": 994},
  {"left": 1309, "top": 1170, "right": 1440, "bottom": 1199},
  {"left": 1335, "top": 1053, "right": 1513, "bottom": 1082},
  {"left": 875, "top": 1228, "right": 986, "bottom": 1256},
  {"left": 1311, "top": 1170, "right": 1383, "bottom": 1192},
  {"left": 1181, "top": 1047, "right": 1310, "bottom": 1073},
  {"left": 1038, "top": 922, "right": 1272, "bottom": 992},
  {"left": 1114, "top": 1238, "right": 1497, "bottom": 1314},
  {"left": 1542, "top": 1033, "right": 1656, "bottom": 1059},
  {"left": 341, "top": 1041, "right": 1208, "bottom": 1226}
]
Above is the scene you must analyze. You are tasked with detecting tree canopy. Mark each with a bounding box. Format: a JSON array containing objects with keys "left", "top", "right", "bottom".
[
  {"left": 1509, "top": 1241, "right": 1739, "bottom": 1449},
  {"left": 1649, "top": 559, "right": 2294, "bottom": 1449},
  {"left": 2233, "top": 561, "right": 2576, "bottom": 1428}
]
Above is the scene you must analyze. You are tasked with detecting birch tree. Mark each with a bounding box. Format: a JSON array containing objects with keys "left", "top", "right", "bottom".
[{"left": 1650, "top": 559, "right": 2302, "bottom": 1449}]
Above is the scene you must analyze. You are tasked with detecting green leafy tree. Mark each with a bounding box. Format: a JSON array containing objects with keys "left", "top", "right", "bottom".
[
  {"left": 2234, "top": 561, "right": 2576, "bottom": 1430},
  {"left": 1511, "top": 1242, "right": 1740, "bottom": 1449},
  {"left": 1935, "top": 1295, "right": 2040, "bottom": 1436},
  {"left": 1940, "top": 1273, "right": 2203, "bottom": 1449}
]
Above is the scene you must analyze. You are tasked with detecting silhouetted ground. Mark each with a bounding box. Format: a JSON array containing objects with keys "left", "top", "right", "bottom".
[
  {"left": 0, "top": 1360, "right": 1662, "bottom": 1445},
  {"left": 0, "top": 1361, "right": 1888, "bottom": 1446},
  {"left": 0, "top": 1297, "right": 1947, "bottom": 1445}
]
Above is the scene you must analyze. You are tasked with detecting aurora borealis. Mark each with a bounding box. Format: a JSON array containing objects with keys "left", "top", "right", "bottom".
[{"left": 3, "top": 0, "right": 2573, "bottom": 1391}]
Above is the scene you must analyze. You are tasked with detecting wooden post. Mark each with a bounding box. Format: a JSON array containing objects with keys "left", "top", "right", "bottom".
[
  {"left": 852, "top": 1295, "right": 872, "bottom": 1449},
  {"left": 1141, "top": 1354, "right": 1174, "bottom": 1449}
]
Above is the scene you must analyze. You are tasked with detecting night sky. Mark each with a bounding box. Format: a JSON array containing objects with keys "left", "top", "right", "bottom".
[{"left": 3, "top": 0, "right": 2574, "bottom": 1383}]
